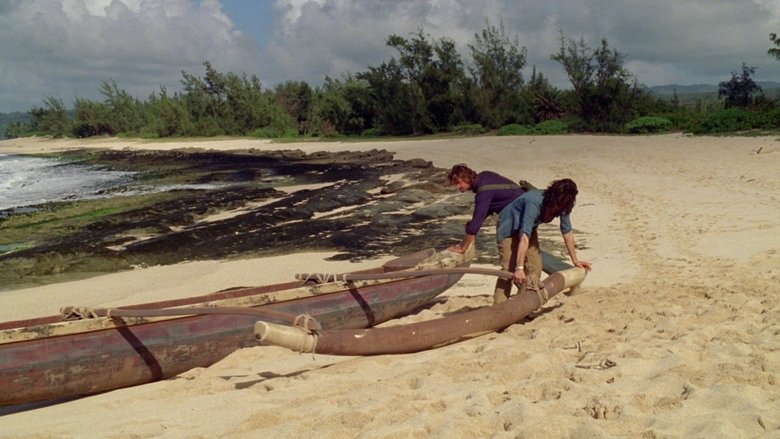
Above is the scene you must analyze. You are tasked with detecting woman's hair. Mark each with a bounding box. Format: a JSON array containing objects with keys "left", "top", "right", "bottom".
[
  {"left": 542, "top": 178, "right": 578, "bottom": 223},
  {"left": 447, "top": 164, "right": 478, "bottom": 184}
]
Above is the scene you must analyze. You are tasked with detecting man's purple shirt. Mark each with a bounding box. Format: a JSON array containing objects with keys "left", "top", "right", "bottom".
[{"left": 465, "top": 171, "right": 525, "bottom": 235}]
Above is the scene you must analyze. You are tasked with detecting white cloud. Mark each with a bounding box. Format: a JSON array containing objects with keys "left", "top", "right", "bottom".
[
  {"left": 2, "top": 0, "right": 780, "bottom": 113},
  {"left": 261, "top": 0, "right": 506, "bottom": 85},
  {"left": 0, "top": 0, "right": 262, "bottom": 112},
  {"left": 261, "top": 0, "right": 780, "bottom": 89}
]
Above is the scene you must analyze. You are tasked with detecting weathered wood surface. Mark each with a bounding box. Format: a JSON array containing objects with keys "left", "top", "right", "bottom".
[
  {"left": 255, "top": 266, "right": 587, "bottom": 355},
  {"left": 0, "top": 247, "right": 472, "bottom": 406}
]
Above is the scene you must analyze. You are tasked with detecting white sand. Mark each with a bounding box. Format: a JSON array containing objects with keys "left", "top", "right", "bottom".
[{"left": 0, "top": 134, "right": 778, "bottom": 438}]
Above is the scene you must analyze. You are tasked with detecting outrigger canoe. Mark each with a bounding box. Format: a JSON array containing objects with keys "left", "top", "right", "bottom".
[
  {"left": 0, "top": 247, "right": 473, "bottom": 406},
  {"left": 256, "top": 264, "right": 587, "bottom": 355}
]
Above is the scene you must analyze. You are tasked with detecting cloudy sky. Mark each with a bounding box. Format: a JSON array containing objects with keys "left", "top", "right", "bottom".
[{"left": 1, "top": 0, "right": 779, "bottom": 113}]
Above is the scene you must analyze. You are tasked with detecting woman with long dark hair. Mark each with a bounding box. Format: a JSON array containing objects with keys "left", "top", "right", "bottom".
[{"left": 496, "top": 178, "right": 592, "bottom": 298}]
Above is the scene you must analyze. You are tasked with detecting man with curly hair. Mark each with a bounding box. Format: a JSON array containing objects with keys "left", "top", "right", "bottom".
[
  {"left": 497, "top": 178, "right": 592, "bottom": 299},
  {"left": 447, "top": 163, "right": 528, "bottom": 304}
]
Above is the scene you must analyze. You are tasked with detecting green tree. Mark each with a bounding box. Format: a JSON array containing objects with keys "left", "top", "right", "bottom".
[
  {"left": 718, "top": 63, "right": 762, "bottom": 108},
  {"left": 180, "top": 62, "right": 227, "bottom": 135},
  {"left": 180, "top": 61, "right": 293, "bottom": 136},
  {"left": 274, "top": 81, "right": 313, "bottom": 134},
  {"left": 526, "top": 67, "right": 563, "bottom": 122},
  {"left": 769, "top": 33, "right": 780, "bottom": 61},
  {"left": 72, "top": 98, "right": 112, "bottom": 137},
  {"left": 223, "top": 71, "right": 263, "bottom": 134},
  {"left": 29, "top": 96, "right": 70, "bottom": 137},
  {"left": 551, "top": 35, "right": 646, "bottom": 131},
  {"left": 99, "top": 80, "right": 143, "bottom": 134},
  {"left": 387, "top": 29, "right": 434, "bottom": 134},
  {"left": 357, "top": 61, "right": 414, "bottom": 135},
  {"left": 423, "top": 37, "right": 468, "bottom": 131},
  {"left": 339, "top": 75, "right": 377, "bottom": 134},
  {"left": 310, "top": 76, "right": 353, "bottom": 136},
  {"left": 3, "top": 121, "right": 27, "bottom": 139},
  {"left": 468, "top": 21, "right": 527, "bottom": 128},
  {"left": 310, "top": 75, "right": 377, "bottom": 136},
  {"left": 385, "top": 29, "right": 470, "bottom": 133},
  {"left": 143, "top": 88, "right": 193, "bottom": 137}
]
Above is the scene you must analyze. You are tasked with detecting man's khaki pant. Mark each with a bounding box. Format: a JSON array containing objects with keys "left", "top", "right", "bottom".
[{"left": 494, "top": 228, "right": 542, "bottom": 304}]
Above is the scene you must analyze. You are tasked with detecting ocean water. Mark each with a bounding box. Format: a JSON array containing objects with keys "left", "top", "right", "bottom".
[{"left": 0, "top": 153, "right": 137, "bottom": 212}]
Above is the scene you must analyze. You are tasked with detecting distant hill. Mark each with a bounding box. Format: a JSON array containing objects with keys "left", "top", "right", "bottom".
[{"left": 649, "top": 81, "right": 780, "bottom": 95}]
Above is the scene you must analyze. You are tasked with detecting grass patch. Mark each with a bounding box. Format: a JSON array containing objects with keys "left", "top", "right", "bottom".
[
  {"left": 71, "top": 207, "right": 124, "bottom": 221},
  {"left": 0, "top": 192, "right": 178, "bottom": 244},
  {"left": 0, "top": 242, "right": 35, "bottom": 255}
]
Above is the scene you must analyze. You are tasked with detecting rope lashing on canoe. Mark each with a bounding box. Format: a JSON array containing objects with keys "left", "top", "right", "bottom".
[
  {"left": 59, "top": 305, "right": 323, "bottom": 330},
  {"left": 292, "top": 314, "right": 321, "bottom": 331},
  {"left": 299, "top": 272, "right": 341, "bottom": 284},
  {"left": 61, "top": 306, "right": 102, "bottom": 320},
  {"left": 513, "top": 277, "right": 549, "bottom": 306},
  {"left": 536, "top": 287, "right": 549, "bottom": 305},
  {"left": 296, "top": 267, "right": 515, "bottom": 283},
  {"left": 520, "top": 281, "right": 549, "bottom": 306},
  {"left": 293, "top": 315, "right": 319, "bottom": 353}
]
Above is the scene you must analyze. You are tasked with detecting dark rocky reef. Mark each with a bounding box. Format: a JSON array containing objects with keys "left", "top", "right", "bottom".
[{"left": 1, "top": 148, "right": 489, "bottom": 290}]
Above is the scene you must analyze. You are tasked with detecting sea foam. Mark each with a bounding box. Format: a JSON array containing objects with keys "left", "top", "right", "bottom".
[{"left": 0, "top": 154, "right": 136, "bottom": 211}]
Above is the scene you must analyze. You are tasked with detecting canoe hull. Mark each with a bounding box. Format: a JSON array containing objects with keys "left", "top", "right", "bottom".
[
  {"left": 0, "top": 248, "right": 469, "bottom": 406},
  {"left": 256, "top": 267, "right": 588, "bottom": 355}
]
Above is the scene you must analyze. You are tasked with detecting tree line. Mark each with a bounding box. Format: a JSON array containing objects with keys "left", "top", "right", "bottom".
[{"left": 6, "top": 24, "right": 780, "bottom": 139}]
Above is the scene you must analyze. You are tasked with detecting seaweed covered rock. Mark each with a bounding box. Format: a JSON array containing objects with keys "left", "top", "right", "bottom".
[{"left": 0, "top": 148, "right": 462, "bottom": 289}]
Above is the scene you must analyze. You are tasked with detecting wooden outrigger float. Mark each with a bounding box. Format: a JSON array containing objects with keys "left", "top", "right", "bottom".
[
  {"left": 255, "top": 264, "right": 587, "bottom": 355},
  {"left": 0, "top": 247, "right": 473, "bottom": 406}
]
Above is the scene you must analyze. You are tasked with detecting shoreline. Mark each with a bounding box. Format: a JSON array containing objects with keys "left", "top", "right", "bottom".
[{"left": 1, "top": 134, "right": 779, "bottom": 437}]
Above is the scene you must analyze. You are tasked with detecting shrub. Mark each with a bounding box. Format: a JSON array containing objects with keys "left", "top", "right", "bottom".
[
  {"left": 624, "top": 116, "right": 672, "bottom": 134},
  {"left": 531, "top": 119, "right": 567, "bottom": 134},
  {"left": 560, "top": 116, "right": 590, "bottom": 133},
  {"left": 137, "top": 129, "right": 160, "bottom": 139},
  {"left": 692, "top": 108, "right": 757, "bottom": 134},
  {"left": 193, "top": 117, "right": 224, "bottom": 137},
  {"left": 453, "top": 123, "right": 485, "bottom": 135},
  {"left": 361, "top": 127, "right": 383, "bottom": 137},
  {"left": 750, "top": 108, "right": 780, "bottom": 129},
  {"left": 3, "top": 121, "right": 27, "bottom": 139},
  {"left": 496, "top": 124, "right": 532, "bottom": 136},
  {"left": 660, "top": 111, "right": 704, "bottom": 132},
  {"left": 496, "top": 121, "right": 567, "bottom": 135},
  {"left": 249, "top": 126, "right": 299, "bottom": 139}
]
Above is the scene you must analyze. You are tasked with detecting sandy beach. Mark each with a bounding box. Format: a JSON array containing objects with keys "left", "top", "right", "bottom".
[{"left": 0, "top": 134, "right": 778, "bottom": 438}]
